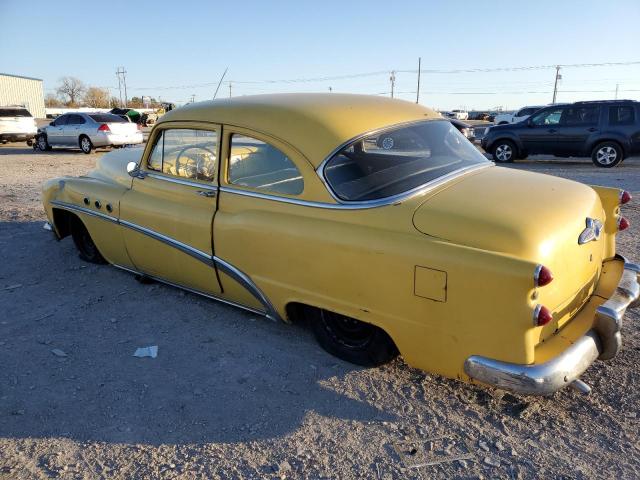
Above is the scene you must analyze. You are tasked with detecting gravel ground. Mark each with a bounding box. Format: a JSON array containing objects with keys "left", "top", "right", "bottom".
[{"left": 0, "top": 144, "right": 638, "bottom": 479}]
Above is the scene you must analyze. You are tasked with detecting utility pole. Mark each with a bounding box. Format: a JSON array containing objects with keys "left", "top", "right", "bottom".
[
  {"left": 229, "top": 81, "right": 232, "bottom": 98},
  {"left": 416, "top": 57, "right": 421, "bottom": 104},
  {"left": 390, "top": 71, "right": 396, "bottom": 98},
  {"left": 329, "top": 86, "right": 333, "bottom": 93},
  {"left": 189, "top": 94, "right": 195, "bottom": 103},
  {"left": 615, "top": 83, "right": 619, "bottom": 100},
  {"left": 551, "top": 65, "right": 562, "bottom": 104},
  {"left": 115, "top": 69, "right": 123, "bottom": 107},
  {"left": 116, "top": 67, "right": 128, "bottom": 107}
]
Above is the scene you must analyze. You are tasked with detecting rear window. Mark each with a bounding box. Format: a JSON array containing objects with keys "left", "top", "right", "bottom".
[
  {"left": 609, "top": 106, "right": 635, "bottom": 125},
  {"left": 323, "top": 120, "right": 489, "bottom": 202},
  {"left": 0, "top": 108, "right": 32, "bottom": 117},
  {"left": 89, "top": 114, "right": 127, "bottom": 123}
]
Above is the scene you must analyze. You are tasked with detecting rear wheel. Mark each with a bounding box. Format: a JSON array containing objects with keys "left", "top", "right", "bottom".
[
  {"left": 70, "top": 216, "right": 106, "bottom": 264},
  {"left": 591, "top": 141, "right": 623, "bottom": 168},
  {"left": 310, "top": 309, "right": 398, "bottom": 367},
  {"left": 79, "top": 135, "right": 93, "bottom": 154},
  {"left": 492, "top": 140, "right": 517, "bottom": 163}
]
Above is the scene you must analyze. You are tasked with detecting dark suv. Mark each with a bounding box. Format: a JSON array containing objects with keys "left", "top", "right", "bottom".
[{"left": 481, "top": 100, "right": 640, "bottom": 167}]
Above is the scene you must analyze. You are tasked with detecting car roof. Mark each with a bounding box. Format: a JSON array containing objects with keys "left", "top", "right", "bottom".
[{"left": 158, "top": 93, "right": 441, "bottom": 166}]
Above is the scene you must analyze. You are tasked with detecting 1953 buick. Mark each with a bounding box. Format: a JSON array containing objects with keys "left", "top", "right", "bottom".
[{"left": 42, "top": 94, "right": 639, "bottom": 395}]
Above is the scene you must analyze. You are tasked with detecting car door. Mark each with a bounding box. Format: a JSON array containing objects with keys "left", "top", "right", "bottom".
[
  {"left": 518, "top": 107, "right": 564, "bottom": 154},
  {"left": 63, "top": 114, "right": 86, "bottom": 146},
  {"left": 47, "top": 115, "right": 68, "bottom": 145},
  {"left": 555, "top": 105, "right": 601, "bottom": 156},
  {"left": 119, "top": 123, "right": 223, "bottom": 296}
]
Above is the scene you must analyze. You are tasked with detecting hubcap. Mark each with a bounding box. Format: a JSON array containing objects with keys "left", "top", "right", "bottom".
[
  {"left": 596, "top": 146, "right": 617, "bottom": 165},
  {"left": 81, "top": 138, "right": 90, "bottom": 151},
  {"left": 38, "top": 137, "right": 46, "bottom": 150},
  {"left": 495, "top": 144, "right": 513, "bottom": 161}
]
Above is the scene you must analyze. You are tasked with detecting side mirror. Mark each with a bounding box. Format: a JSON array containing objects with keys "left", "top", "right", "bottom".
[{"left": 126, "top": 161, "right": 145, "bottom": 178}]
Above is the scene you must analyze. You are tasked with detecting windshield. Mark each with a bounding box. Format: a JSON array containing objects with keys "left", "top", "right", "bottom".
[
  {"left": 89, "top": 114, "right": 127, "bottom": 123},
  {"left": 323, "top": 120, "right": 489, "bottom": 202}
]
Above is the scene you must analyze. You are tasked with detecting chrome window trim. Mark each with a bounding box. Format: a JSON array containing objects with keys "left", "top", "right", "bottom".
[
  {"left": 315, "top": 118, "right": 493, "bottom": 207},
  {"left": 49, "top": 200, "right": 280, "bottom": 321},
  {"left": 146, "top": 172, "right": 216, "bottom": 191}
]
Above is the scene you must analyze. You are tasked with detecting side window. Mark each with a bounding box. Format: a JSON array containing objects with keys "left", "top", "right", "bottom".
[
  {"left": 609, "top": 106, "right": 635, "bottom": 125},
  {"left": 67, "top": 114, "right": 86, "bottom": 125},
  {"left": 228, "top": 134, "right": 303, "bottom": 195},
  {"left": 146, "top": 129, "right": 217, "bottom": 181},
  {"left": 530, "top": 108, "right": 563, "bottom": 126},
  {"left": 53, "top": 115, "right": 67, "bottom": 126},
  {"left": 562, "top": 106, "right": 600, "bottom": 126}
]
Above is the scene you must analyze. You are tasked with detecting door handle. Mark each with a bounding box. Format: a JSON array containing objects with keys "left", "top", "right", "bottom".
[
  {"left": 588, "top": 127, "right": 598, "bottom": 132},
  {"left": 196, "top": 190, "right": 216, "bottom": 197},
  {"left": 548, "top": 128, "right": 557, "bottom": 133}
]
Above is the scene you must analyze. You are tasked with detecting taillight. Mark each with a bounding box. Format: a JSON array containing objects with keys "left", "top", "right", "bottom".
[
  {"left": 618, "top": 217, "right": 630, "bottom": 231},
  {"left": 534, "top": 264, "right": 553, "bottom": 287},
  {"left": 620, "top": 190, "right": 632, "bottom": 205},
  {"left": 98, "top": 124, "right": 110, "bottom": 132},
  {"left": 533, "top": 305, "right": 553, "bottom": 326}
]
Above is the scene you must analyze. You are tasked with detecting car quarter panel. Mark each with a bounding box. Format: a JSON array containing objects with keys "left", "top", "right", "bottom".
[{"left": 214, "top": 188, "right": 540, "bottom": 380}]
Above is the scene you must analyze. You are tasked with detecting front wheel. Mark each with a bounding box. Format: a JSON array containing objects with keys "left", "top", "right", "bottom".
[
  {"left": 37, "top": 134, "right": 51, "bottom": 151},
  {"left": 310, "top": 310, "right": 398, "bottom": 367},
  {"left": 492, "top": 140, "right": 517, "bottom": 163},
  {"left": 70, "top": 216, "right": 107, "bottom": 264},
  {"left": 79, "top": 135, "right": 93, "bottom": 154},
  {"left": 591, "top": 142, "right": 623, "bottom": 168}
]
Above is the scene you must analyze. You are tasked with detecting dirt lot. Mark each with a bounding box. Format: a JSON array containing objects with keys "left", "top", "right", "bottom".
[{"left": 0, "top": 144, "right": 639, "bottom": 479}]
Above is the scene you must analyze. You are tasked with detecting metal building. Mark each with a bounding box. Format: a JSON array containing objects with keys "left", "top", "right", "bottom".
[{"left": 0, "top": 73, "right": 45, "bottom": 118}]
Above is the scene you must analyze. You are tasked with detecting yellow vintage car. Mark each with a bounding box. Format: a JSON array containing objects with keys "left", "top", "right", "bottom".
[{"left": 42, "top": 94, "right": 639, "bottom": 395}]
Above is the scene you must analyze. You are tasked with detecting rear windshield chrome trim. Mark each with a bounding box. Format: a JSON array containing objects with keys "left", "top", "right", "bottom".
[
  {"left": 315, "top": 119, "right": 493, "bottom": 207},
  {"left": 221, "top": 162, "right": 490, "bottom": 210}
]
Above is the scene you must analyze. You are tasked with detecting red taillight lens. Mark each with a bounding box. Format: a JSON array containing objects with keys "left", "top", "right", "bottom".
[
  {"left": 618, "top": 217, "right": 630, "bottom": 231},
  {"left": 98, "top": 124, "right": 110, "bottom": 132},
  {"left": 620, "top": 190, "right": 632, "bottom": 205},
  {"left": 534, "top": 305, "right": 553, "bottom": 326},
  {"left": 534, "top": 265, "right": 554, "bottom": 287}
]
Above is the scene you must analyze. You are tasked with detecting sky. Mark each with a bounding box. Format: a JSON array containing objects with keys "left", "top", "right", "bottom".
[{"left": 1, "top": 0, "right": 640, "bottom": 110}]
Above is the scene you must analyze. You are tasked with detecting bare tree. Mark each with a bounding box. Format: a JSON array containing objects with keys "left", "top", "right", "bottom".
[
  {"left": 109, "top": 96, "right": 121, "bottom": 108},
  {"left": 83, "top": 87, "right": 110, "bottom": 108},
  {"left": 44, "top": 93, "right": 63, "bottom": 108},
  {"left": 56, "top": 77, "right": 86, "bottom": 106}
]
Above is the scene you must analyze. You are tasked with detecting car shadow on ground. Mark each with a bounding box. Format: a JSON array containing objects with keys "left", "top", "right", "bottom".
[{"left": 0, "top": 221, "right": 395, "bottom": 445}]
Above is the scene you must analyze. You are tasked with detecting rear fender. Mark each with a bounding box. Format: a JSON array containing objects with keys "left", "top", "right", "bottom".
[{"left": 589, "top": 185, "right": 622, "bottom": 259}]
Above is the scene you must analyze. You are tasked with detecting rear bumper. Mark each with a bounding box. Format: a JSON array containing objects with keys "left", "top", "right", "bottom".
[
  {"left": 464, "top": 256, "right": 639, "bottom": 395},
  {"left": 0, "top": 133, "right": 35, "bottom": 142},
  {"left": 91, "top": 132, "right": 143, "bottom": 147}
]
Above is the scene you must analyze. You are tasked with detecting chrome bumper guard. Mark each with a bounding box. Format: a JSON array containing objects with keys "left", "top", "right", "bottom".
[{"left": 464, "top": 258, "right": 640, "bottom": 396}]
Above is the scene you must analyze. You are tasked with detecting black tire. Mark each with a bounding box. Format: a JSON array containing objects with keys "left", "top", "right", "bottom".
[
  {"left": 310, "top": 309, "right": 398, "bottom": 367},
  {"left": 36, "top": 134, "right": 51, "bottom": 151},
  {"left": 591, "top": 141, "right": 623, "bottom": 168},
  {"left": 491, "top": 140, "right": 517, "bottom": 163},
  {"left": 79, "top": 135, "right": 93, "bottom": 154},
  {"left": 70, "top": 216, "right": 107, "bottom": 264}
]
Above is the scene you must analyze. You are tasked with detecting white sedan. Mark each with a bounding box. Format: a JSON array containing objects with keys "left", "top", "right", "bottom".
[{"left": 36, "top": 112, "right": 143, "bottom": 154}]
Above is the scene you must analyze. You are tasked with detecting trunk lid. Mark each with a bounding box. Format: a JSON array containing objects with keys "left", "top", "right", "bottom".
[{"left": 413, "top": 166, "right": 605, "bottom": 336}]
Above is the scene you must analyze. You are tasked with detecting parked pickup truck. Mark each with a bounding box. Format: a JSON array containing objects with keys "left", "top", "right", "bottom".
[{"left": 493, "top": 106, "right": 544, "bottom": 125}]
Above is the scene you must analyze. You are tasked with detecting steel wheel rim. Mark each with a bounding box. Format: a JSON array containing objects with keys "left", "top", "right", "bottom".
[
  {"left": 495, "top": 144, "right": 512, "bottom": 161},
  {"left": 81, "top": 138, "right": 91, "bottom": 152},
  {"left": 321, "top": 312, "right": 374, "bottom": 349},
  {"left": 596, "top": 146, "right": 616, "bottom": 165},
  {"left": 38, "top": 137, "right": 47, "bottom": 150}
]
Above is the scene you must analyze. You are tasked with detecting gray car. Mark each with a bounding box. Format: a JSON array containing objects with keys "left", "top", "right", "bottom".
[{"left": 36, "top": 112, "right": 143, "bottom": 154}]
